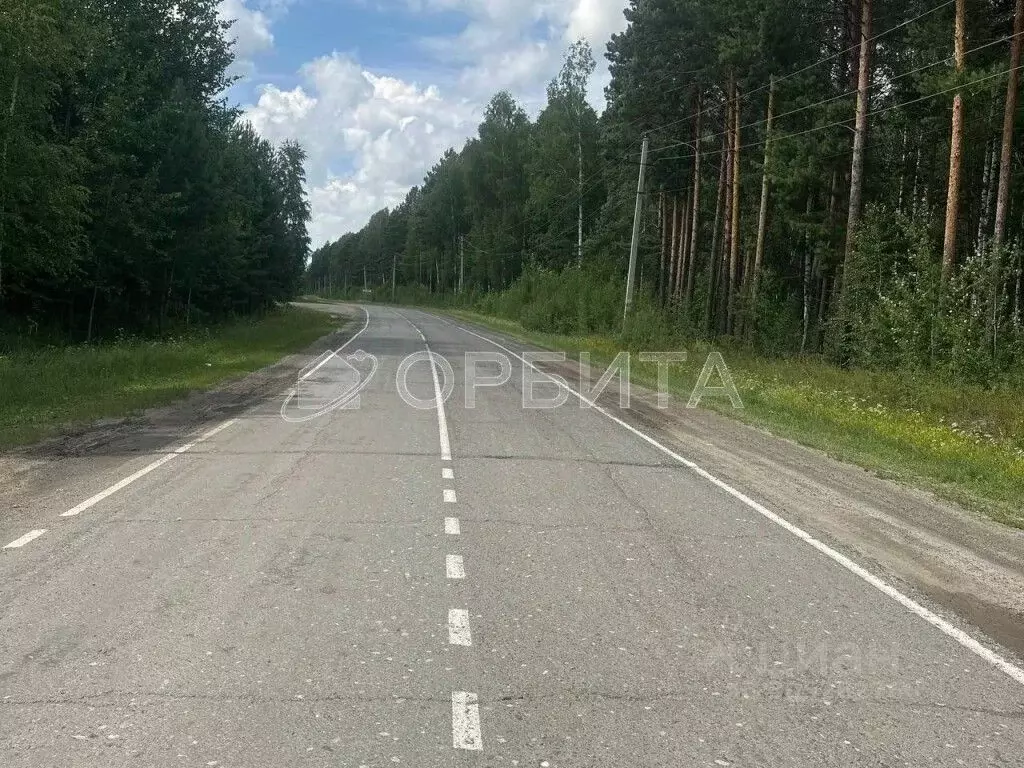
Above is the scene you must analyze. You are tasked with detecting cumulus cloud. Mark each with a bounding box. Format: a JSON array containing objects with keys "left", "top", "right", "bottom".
[
  {"left": 244, "top": 53, "right": 475, "bottom": 244},
  {"left": 218, "top": 0, "right": 274, "bottom": 76},
  {"left": 241, "top": 0, "right": 629, "bottom": 245}
]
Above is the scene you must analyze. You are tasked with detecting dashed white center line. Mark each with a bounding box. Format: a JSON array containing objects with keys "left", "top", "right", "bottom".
[
  {"left": 451, "top": 691, "right": 483, "bottom": 750},
  {"left": 442, "top": 467, "right": 454, "bottom": 480},
  {"left": 448, "top": 609, "right": 473, "bottom": 646},
  {"left": 443, "top": 489, "right": 457, "bottom": 504},
  {"left": 445, "top": 517, "right": 461, "bottom": 535},
  {"left": 62, "top": 419, "right": 236, "bottom": 517},
  {"left": 446, "top": 554, "right": 465, "bottom": 579},
  {"left": 3, "top": 530, "right": 47, "bottom": 550}
]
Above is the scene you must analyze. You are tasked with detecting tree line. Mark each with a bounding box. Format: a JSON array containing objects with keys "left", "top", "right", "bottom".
[
  {"left": 0, "top": 0, "right": 311, "bottom": 344},
  {"left": 311, "top": 0, "right": 1024, "bottom": 383}
]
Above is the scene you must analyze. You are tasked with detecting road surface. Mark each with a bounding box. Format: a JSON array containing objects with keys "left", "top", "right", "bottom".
[{"left": 2, "top": 303, "right": 1023, "bottom": 767}]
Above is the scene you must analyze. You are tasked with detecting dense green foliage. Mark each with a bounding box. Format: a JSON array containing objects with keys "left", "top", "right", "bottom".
[
  {"left": 0, "top": 0, "right": 311, "bottom": 346},
  {"left": 310, "top": 0, "right": 1024, "bottom": 386}
]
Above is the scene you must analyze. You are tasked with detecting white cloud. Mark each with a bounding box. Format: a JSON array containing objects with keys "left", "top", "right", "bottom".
[
  {"left": 244, "top": 53, "right": 475, "bottom": 244},
  {"left": 241, "top": 1, "right": 630, "bottom": 245},
  {"left": 566, "top": 0, "right": 628, "bottom": 47},
  {"left": 218, "top": 0, "right": 274, "bottom": 76}
]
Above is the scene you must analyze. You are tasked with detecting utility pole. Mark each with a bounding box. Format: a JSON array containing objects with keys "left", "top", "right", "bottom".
[
  {"left": 459, "top": 235, "right": 465, "bottom": 294},
  {"left": 623, "top": 134, "right": 649, "bottom": 324},
  {"left": 363, "top": 266, "right": 367, "bottom": 293},
  {"left": 391, "top": 252, "right": 397, "bottom": 302}
]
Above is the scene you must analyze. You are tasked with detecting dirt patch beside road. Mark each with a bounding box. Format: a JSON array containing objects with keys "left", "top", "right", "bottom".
[{"left": 0, "top": 303, "right": 356, "bottom": 513}]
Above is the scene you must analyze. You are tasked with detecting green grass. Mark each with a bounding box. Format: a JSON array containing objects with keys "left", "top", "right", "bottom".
[
  {"left": 0, "top": 307, "right": 338, "bottom": 449},
  {"left": 445, "top": 309, "right": 1024, "bottom": 529}
]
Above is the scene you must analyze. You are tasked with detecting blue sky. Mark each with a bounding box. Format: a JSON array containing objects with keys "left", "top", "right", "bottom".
[{"left": 219, "top": 0, "right": 630, "bottom": 244}]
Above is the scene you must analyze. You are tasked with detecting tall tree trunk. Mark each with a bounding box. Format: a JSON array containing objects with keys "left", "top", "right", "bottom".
[
  {"left": 577, "top": 126, "right": 584, "bottom": 266},
  {"left": 720, "top": 87, "right": 735, "bottom": 334},
  {"left": 706, "top": 127, "right": 728, "bottom": 335},
  {"left": 728, "top": 79, "right": 742, "bottom": 335},
  {"left": 750, "top": 76, "right": 776, "bottom": 326},
  {"left": 941, "top": 0, "right": 967, "bottom": 287},
  {"left": 994, "top": 0, "right": 1024, "bottom": 251},
  {"left": 976, "top": 136, "right": 997, "bottom": 256},
  {"left": 0, "top": 69, "right": 21, "bottom": 306},
  {"left": 910, "top": 142, "right": 921, "bottom": 219},
  {"left": 676, "top": 189, "right": 691, "bottom": 301},
  {"left": 800, "top": 193, "right": 816, "bottom": 354},
  {"left": 667, "top": 195, "right": 675, "bottom": 301},
  {"left": 686, "top": 92, "right": 703, "bottom": 306},
  {"left": 842, "top": 0, "right": 873, "bottom": 285},
  {"left": 659, "top": 189, "right": 668, "bottom": 305}
]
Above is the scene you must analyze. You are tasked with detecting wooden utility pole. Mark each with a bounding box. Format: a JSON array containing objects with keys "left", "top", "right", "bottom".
[
  {"left": 391, "top": 252, "right": 397, "bottom": 301},
  {"left": 624, "top": 134, "right": 649, "bottom": 322},
  {"left": 750, "top": 76, "right": 776, "bottom": 317},
  {"left": 942, "top": 0, "right": 967, "bottom": 286},
  {"left": 994, "top": 0, "right": 1024, "bottom": 250},
  {"left": 843, "top": 0, "right": 873, "bottom": 284},
  {"left": 459, "top": 235, "right": 465, "bottom": 294}
]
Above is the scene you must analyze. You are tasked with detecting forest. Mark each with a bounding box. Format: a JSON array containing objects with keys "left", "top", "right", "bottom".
[
  {"left": 0, "top": 0, "right": 311, "bottom": 345},
  {"left": 308, "top": 0, "right": 1024, "bottom": 386}
]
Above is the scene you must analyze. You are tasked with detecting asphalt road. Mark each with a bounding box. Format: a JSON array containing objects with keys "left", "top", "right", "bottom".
[{"left": 2, "top": 303, "right": 1023, "bottom": 767}]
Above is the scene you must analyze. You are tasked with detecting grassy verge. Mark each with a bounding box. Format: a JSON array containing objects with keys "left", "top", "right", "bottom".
[
  {"left": 0, "top": 307, "right": 338, "bottom": 449},
  {"left": 445, "top": 309, "right": 1024, "bottom": 529}
]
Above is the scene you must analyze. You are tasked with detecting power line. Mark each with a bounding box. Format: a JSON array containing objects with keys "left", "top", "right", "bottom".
[
  {"left": 644, "top": 0, "right": 958, "bottom": 139},
  {"left": 652, "top": 30, "right": 1023, "bottom": 158},
  {"left": 653, "top": 62, "right": 1024, "bottom": 164}
]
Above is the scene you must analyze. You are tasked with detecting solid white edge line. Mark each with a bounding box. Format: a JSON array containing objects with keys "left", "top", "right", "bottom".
[
  {"left": 61, "top": 419, "right": 237, "bottom": 518},
  {"left": 443, "top": 488, "right": 457, "bottom": 504},
  {"left": 445, "top": 517, "right": 461, "bottom": 535},
  {"left": 448, "top": 608, "right": 473, "bottom": 646},
  {"left": 451, "top": 691, "right": 483, "bottom": 750},
  {"left": 298, "top": 305, "right": 372, "bottom": 381},
  {"left": 439, "top": 315, "right": 1024, "bottom": 688},
  {"left": 4, "top": 529, "right": 47, "bottom": 549},
  {"left": 446, "top": 554, "right": 465, "bottom": 579}
]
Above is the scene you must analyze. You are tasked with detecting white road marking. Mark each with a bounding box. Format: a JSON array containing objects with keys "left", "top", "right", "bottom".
[
  {"left": 61, "top": 419, "right": 237, "bottom": 517},
  {"left": 428, "top": 344, "right": 452, "bottom": 461},
  {"left": 448, "top": 609, "right": 473, "bottom": 646},
  {"left": 451, "top": 691, "right": 483, "bottom": 750},
  {"left": 445, "top": 517, "right": 461, "bottom": 535},
  {"left": 442, "top": 316, "right": 1024, "bottom": 688},
  {"left": 443, "top": 489, "right": 457, "bottom": 504},
  {"left": 3, "top": 530, "right": 47, "bottom": 549},
  {"left": 442, "top": 467, "right": 454, "bottom": 480},
  {"left": 394, "top": 310, "right": 453, "bottom": 462},
  {"left": 446, "top": 554, "right": 465, "bottom": 579},
  {"left": 298, "top": 305, "right": 372, "bottom": 381}
]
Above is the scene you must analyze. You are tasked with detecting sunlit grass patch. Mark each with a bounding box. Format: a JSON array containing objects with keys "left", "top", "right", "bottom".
[{"left": 0, "top": 308, "right": 338, "bottom": 449}]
